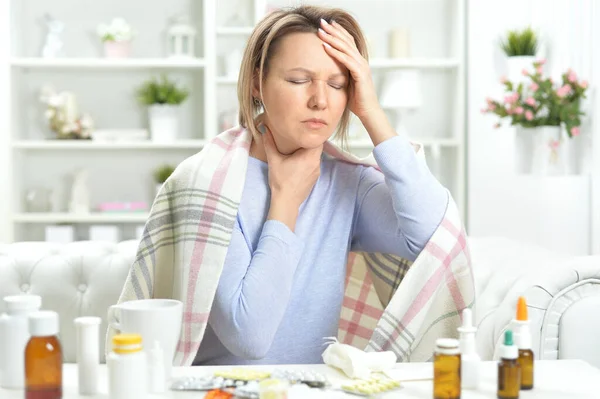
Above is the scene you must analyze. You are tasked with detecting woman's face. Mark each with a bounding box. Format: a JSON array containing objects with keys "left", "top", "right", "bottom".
[{"left": 255, "top": 32, "right": 350, "bottom": 154}]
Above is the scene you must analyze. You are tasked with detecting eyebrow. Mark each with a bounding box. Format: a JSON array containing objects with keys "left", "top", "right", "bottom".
[{"left": 285, "top": 67, "right": 346, "bottom": 78}]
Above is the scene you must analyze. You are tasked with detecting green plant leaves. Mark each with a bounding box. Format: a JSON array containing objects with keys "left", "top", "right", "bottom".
[
  {"left": 500, "top": 27, "right": 539, "bottom": 56},
  {"left": 137, "top": 74, "right": 189, "bottom": 105}
]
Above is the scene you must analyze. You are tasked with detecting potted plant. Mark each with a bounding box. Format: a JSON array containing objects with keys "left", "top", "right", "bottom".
[
  {"left": 137, "top": 74, "right": 189, "bottom": 142},
  {"left": 482, "top": 59, "right": 589, "bottom": 175},
  {"left": 153, "top": 164, "right": 175, "bottom": 196},
  {"left": 500, "top": 27, "right": 539, "bottom": 84},
  {"left": 97, "top": 18, "right": 135, "bottom": 58}
]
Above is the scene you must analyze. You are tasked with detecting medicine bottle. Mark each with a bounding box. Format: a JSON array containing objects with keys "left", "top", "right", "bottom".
[
  {"left": 433, "top": 338, "right": 461, "bottom": 399},
  {"left": 25, "top": 310, "right": 63, "bottom": 399},
  {"left": 0, "top": 294, "right": 42, "bottom": 389},
  {"left": 514, "top": 297, "right": 534, "bottom": 390},
  {"left": 107, "top": 333, "right": 147, "bottom": 399},
  {"left": 498, "top": 330, "right": 521, "bottom": 399}
]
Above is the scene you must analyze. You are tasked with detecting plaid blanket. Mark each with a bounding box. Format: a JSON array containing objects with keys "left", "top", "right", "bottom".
[{"left": 111, "top": 126, "right": 475, "bottom": 365}]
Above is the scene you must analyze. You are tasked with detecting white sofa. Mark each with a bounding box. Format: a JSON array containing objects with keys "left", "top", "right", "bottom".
[{"left": 1, "top": 237, "right": 599, "bottom": 367}]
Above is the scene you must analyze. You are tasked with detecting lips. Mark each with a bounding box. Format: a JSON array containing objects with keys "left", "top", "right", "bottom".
[{"left": 303, "top": 118, "right": 327, "bottom": 125}]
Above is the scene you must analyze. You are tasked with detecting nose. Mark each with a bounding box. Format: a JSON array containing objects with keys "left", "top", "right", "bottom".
[{"left": 307, "top": 81, "right": 328, "bottom": 110}]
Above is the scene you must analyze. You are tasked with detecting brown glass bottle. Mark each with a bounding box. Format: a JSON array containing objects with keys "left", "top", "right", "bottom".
[
  {"left": 517, "top": 349, "right": 534, "bottom": 390},
  {"left": 433, "top": 338, "right": 461, "bottom": 399},
  {"left": 25, "top": 311, "right": 63, "bottom": 399},
  {"left": 497, "top": 330, "right": 520, "bottom": 399}
]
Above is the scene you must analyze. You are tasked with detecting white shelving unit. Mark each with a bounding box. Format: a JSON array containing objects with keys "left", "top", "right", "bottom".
[
  {"left": 13, "top": 213, "right": 149, "bottom": 224},
  {"left": 9, "top": 57, "right": 207, "bottom": 69},
  {"left": 0, "top": 0, "right": 467, "bottom": 242},
  {"left": 12, "top": 140, "right": 207, "bottom": 150}
]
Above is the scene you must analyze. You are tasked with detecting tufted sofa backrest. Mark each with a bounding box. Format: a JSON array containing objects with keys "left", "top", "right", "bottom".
[{"left": 0, "top": 240, "right": 138, "bottom": 363}]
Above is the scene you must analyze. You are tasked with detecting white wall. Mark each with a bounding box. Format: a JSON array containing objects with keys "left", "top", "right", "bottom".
[{"left": 467, "top": 0, "right": 597, "bottom": 255}]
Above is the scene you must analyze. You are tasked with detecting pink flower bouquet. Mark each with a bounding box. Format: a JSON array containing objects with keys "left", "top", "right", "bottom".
[{"left": 482, "top": 59, "right": 589, "bottom": 138}]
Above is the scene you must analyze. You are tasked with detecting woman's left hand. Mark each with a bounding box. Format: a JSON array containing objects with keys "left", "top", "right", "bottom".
[{"left": 319, "top": 18, "right": 380, "bottom": 121}]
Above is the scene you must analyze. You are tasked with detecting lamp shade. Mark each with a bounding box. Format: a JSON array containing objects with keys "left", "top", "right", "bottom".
[{"left": 379, "top": 69, "right": 423, "bottom": 109}]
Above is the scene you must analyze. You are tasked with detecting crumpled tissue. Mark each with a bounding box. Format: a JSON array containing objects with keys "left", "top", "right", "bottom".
[{"left": 321, "top": 337, "right": 397, "bottom": 379}]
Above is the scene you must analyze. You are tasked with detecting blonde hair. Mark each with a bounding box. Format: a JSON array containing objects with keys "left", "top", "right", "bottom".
[{"left": 237, "top": 5, "right": 369, "bottom": 147}]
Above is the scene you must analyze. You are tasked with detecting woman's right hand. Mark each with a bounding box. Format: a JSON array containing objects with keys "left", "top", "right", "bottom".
[{"left": 261, "top": 125, "right": 323, "bottom": 231}]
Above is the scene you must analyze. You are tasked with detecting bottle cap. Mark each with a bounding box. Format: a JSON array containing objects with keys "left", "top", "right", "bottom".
[
  {"left": 516, "top": 296, "right": 528, "bottom": 321},
  {"left": 150, "top": 340, "right": 164, "bottom": 362},
  {"left": 457, "top": 308, "right": 477, "bottom": 333},
  {"left": 28, "top": 310, "right": 59, "bottom": 336},
  {"left": 435, "top": 338, "right": 460, "bottom": 355},
  {"left": 500, "top": 330, "right": 518, "bottom": 359},
  {"left": 112, "top": 333, "right": 142, "bottom": 354},
  {"left": 74, "top": 316, "right": 102, "bottom": 327},
  {"left": 4, "top": 295, "right": 41, "bottom": 314}
]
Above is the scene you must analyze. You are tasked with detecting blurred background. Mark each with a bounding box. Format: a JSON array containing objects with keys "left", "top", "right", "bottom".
[{"left": 0, "top": 0, "right": 597, "bottom": 256}]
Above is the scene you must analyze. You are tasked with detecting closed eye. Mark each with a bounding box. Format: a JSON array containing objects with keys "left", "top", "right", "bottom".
[
  {"left": 288, "top": 80, "right": 309, "bottom": 84},
  {"left": 329, "top": 84, "right": 344, "bottom": 90}
]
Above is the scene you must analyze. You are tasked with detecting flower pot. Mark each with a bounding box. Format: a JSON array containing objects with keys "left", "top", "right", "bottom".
[
  {"left": 148, "top": 104, "right": 179, "bottom": 143},
  {"left": 103, "top": 40, "right": 131, "bottom": 58},
  {"left": 515, "top": 126, "right": 571, "bottom": 175},
  {"left": 506, "top": 55, "right": 536, "bottom": 84}
]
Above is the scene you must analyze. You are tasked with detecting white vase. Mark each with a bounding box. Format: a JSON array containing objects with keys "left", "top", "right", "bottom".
[
  {"left": 515, "top": 126, "right": 570, "bottom": 176},
  {"left": 148, "top": 104, "right": 179, "bottom": 143},
  {"left": 506, "top": 55, "right": 536, "bottom": 85}
]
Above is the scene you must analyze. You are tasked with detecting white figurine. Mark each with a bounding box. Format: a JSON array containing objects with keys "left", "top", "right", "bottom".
[
  {"left": 42, "top": 14, "right": 65, "bottom": 58},
  {"left": 69, "top": 169, "right": 91, "bottom": 214}
]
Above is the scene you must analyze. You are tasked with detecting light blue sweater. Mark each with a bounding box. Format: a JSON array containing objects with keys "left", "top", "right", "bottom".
[{"left": 193, "top": 136, "right": 448, "bottom": 365}]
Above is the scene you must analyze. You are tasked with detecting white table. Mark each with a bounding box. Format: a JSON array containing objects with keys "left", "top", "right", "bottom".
[{"left": 0, "top": 360, "right": 597, "bottom": 398}]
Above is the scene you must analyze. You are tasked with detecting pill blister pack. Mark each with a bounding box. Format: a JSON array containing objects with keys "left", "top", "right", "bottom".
[
  {"left": 170, "top": 368, "right": 329, "bottom": 396},
  {"left": 340, "top": 375, "right": 403, "bottom": 396},
  {"left": 271, "top": 369, "right": 329, "bottom": 388}
]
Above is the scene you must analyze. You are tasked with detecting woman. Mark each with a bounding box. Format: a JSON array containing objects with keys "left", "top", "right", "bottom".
[{"left": 193, "top": 5, "right": 449, "bottom": 365}]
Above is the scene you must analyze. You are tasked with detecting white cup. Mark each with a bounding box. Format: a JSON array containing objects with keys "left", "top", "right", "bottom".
[{"left": 108, "top": 299, "right": 182, "bottom": 378}]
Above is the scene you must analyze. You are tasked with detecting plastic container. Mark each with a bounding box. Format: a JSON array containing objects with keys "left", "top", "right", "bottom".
[
  {"left": 148, "top": 340, "right": 166, "bottom": 393},
  {"left": 25, "top": 310, "right": 63, "bottom": 399},
  {"left": 458, "top": 308, "right": 481, "bottom": 389},
  {"left": 74, "top": 317, "right": 102, "bottom": 395},
  {"left": 0, "top": 295, "right": 42, "bottom": 389},
  {"left": 107, "top": 334, "right": 147, "bottom": 399}
]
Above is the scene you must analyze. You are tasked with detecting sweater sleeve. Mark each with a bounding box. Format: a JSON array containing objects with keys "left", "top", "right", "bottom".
[
  {"left": 207, "top": 219, "right": 304, "bottom": 359},
  {"left": 351, "top": 135, "right": 449, "bottom": 260}
]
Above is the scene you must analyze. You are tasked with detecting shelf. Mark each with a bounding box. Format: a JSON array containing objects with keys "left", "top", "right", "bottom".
[
  {"left": 9, "top": 57, "right": 206, "bottom": 70},
  {"left": 216, "top": 27, "right": 254, "bottom": 35},
  {"left": 13, "top": 213, "right": 149, "bottom": 223},
  {"left": 369, "top": 58, "right": 459, "bottom": 69},
  {"left": 12, "top": 140, "right": 207, "bottom": 150}
]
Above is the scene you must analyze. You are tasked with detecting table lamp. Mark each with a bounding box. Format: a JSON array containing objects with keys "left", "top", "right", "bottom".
[{"left": 379, "top": 70, "right": 423, "bottom": 138}]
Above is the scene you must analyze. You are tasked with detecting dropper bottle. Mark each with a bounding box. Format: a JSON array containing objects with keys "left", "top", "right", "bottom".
[
  {"left": 497, "top": 330, "right": 521, "bottom": 399},
  {"left": 514, "top": 296, "right": 534, "bottom": 390},
  {"left": 457, "top": 308, "right": 480, "bottom": 389}
]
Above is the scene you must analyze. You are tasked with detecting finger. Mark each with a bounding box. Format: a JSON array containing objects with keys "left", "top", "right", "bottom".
[
  {"left": 320, "top": 19, "right": 355, "bottom": 50},
  {"left": 322, "top": 41, "right": 363, "bottom": 79},
  {"left": 318, "top": 28, "right": 364, "bottom": 66},
  {"left": 330, "top": 20, "right": 357, "bottom": 49}
]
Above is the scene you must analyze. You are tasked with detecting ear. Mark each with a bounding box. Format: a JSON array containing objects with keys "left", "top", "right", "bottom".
[{"left": 251, "top": 68, "right": 261, "bottom": 99}]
